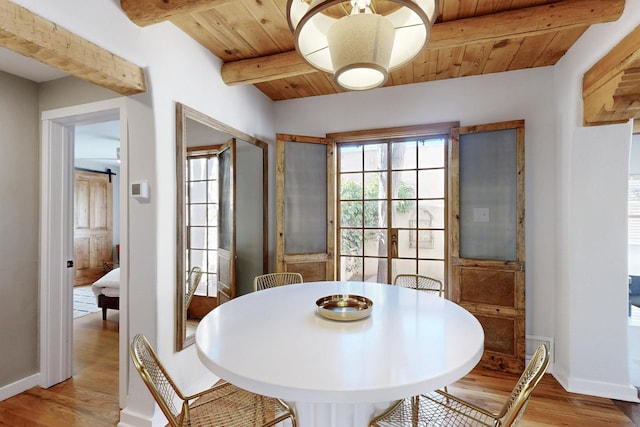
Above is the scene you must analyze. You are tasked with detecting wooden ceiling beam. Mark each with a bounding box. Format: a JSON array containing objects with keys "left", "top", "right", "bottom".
[
  {"left": 583, "top": 24, "right": 640, "bottom": 127},
  {"left": 0, "top": 0, "right": 146, "bottom": 96},
  {"left": 222, "top": 51, "right": 318, "bottom": 87},
  {"left": 221, "top": 0, "right": 624, "bottom": 86},
  {"left": 120, "top": 0, "right": 233, "bottom": 27}
]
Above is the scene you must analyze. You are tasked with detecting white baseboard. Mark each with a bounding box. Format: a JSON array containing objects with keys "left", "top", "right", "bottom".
[
  {"left": 0, "top": 374, "right": 39, "bottom": 402},
  {"left": 628, "top": 321, "right": 640, "bottom": 386},
  {"left": 118, "top": 406, "right": 168, "bottom": 427},
  {"left": 553, "top": 370, "right": 640, "bottom": 403}
]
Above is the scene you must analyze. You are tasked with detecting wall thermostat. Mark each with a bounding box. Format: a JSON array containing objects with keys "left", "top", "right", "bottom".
[{"left": 131, "top": 180, "right": 150, "bottom": 202}]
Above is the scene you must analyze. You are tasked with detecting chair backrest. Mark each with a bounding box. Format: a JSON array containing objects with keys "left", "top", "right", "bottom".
[
  {"left": 393, "top": 274, "right": 444, "bottom": 297},
  {"left": 185, "top": 266, "right": 203, "bottom": 309},
  {"left": 254, "top": 272, "right": 303, "bottom": 291},
  {"left": 130, "top": 334, "right": 184, "bottom": 427},
  {"left": 497, "top": 344, "right": 550, "bottom": 426}
]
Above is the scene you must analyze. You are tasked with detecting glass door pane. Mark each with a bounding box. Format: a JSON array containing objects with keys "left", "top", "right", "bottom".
[
  {"left": 284, "top": 141, "right": 327, "bottom": 254},
  {"left": 338, "top": 143, "right": 388, "bottom": 282},
  {"left": 390, "top": 139, "right": 446, "bottom": 283},
  {"left": 459, "top": 129, "right": 517, "bottom": 260}
]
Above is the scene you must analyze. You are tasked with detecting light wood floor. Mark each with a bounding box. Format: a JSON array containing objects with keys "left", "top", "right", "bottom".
[
  {"left": 0, "top": 310, "right": 120, "bottom": 426},
  {"left": 0, "top": 311, "right": 637, "bottom": 426},
  {"left": 448, "top": 369, "right": 638, "bottom": 426}
]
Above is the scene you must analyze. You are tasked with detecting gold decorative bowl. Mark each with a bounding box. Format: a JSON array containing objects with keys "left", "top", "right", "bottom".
[{"left": 316, "top": 294, "right": 373, "bottom": 321}]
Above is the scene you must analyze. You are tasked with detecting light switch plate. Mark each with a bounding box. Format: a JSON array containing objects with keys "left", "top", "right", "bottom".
[
  {"left": 131, "top": 180, "right": 150, "bottom": 202},
  {"left": 473, "top": 207, "right": 490, "bottom": 222}
]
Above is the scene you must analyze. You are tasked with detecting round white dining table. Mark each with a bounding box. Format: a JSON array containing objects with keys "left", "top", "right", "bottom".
[{"left": 196, "top": 281, "right": 484, "bottom": 427}]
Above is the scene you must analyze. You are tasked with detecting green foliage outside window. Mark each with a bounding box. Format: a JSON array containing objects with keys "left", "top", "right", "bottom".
[{"left": 340, "top": 177, "right": 415, "bottom": 275}]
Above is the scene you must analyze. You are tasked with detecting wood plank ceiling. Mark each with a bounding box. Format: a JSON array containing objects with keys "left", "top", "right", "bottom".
[{"left": 122, "top": 0, "right": 624, "bottom": 101}]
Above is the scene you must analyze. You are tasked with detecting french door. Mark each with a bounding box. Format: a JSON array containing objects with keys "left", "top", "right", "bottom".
[
  {"left": 275, "top": 134, "right": 334, "bottom": 281},
  {"left": 449, "top": 120, "right": 526, "bottom": 374},
  {"left": 334, "top": 124, "right": 455, "bottom": 285}
]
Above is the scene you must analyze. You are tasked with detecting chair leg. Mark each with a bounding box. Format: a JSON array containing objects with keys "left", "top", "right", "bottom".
[
  {"left": 102, "top": 307, "right": 107, "bottom": 320},
  {"left": 412, "top": 396, "right": 419, "bottom": 427}
]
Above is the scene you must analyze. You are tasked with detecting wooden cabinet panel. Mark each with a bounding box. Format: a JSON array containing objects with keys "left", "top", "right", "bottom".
[
  {"left": 285, "top": 260, "right": 327, "bottom": 282},
  {"left": 74, "top": 238, "right": 90, "bottom": 270},
  {"left": 475, "top": 314, "right": 516, "bottom": 355},
  {"left": 460, "top": 269, "right": 516, "bottom": 307}
]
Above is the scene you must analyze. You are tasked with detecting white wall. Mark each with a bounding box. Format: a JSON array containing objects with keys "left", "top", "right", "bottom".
[
  {"left": 121, "top": 26, "right": 276, "bottom": 427},
  {"left": 552, "top": 0, "right": 640, "bottom": 401},
  {"left": 9, "top": 0, "right": 276, "bottom": 425},
  {"left": 632, "top": 134, "right": 640, "bottom": 175},
  {"left": 275, "top": 66, "right": 559, "bottom": 354},
  {"left": 131, "top": 19, "right": 275, "bottom": 404}
]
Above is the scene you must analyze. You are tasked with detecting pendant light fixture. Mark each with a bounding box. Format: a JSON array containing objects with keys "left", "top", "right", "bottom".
[{"left": 287, "top": 0, "right": 438, "bottom": 91}]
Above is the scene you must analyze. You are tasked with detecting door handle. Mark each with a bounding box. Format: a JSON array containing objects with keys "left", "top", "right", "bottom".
[{"left": 390, "top": 228, "right": 398, "bottom": 259}]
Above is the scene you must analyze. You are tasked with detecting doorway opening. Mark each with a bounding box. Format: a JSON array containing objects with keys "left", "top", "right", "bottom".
[
  {"left": 40, "top": 99, "right": 128, "bottom": 407},
  {"left": 73, "top": 120, "right": 120, "bottom": 288}
]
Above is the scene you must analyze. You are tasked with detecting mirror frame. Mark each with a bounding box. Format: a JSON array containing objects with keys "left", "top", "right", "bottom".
[{"left": 175, "top": 102, "right": 269, "bottom": 351}]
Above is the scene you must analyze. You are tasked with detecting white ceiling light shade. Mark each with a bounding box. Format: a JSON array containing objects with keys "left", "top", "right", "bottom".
[
  {"left": 328, "top": 13, "right": 395, "bottom": 90},
  {"left": 287, "top": 0, "right": 438, "bottom": 91}
]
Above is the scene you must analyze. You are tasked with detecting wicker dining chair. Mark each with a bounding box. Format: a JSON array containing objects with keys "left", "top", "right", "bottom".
[
  {"left": 185, "top": 266, "right": 203, "bottom": 310},
  {"left": 130, "top": 334, "right": 298, "bottom": 427},
  {"left": 369, "top": 344, "right": 550, "bottom": 427},
  {"left": 254, "top": 272, "right": 303, "bottom": 291},
  {"left": 393, "top": 274, "right": 444, "bottom": 297}
]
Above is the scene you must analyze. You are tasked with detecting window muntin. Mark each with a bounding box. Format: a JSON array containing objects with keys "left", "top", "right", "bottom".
[{"left": 186, "top": 153, "right": 218, "bottom": 297}]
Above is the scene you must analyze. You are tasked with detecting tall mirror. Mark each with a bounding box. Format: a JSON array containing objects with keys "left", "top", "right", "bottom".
[{"left": 176, "top": 102, "right": 268, "bottom": 350}]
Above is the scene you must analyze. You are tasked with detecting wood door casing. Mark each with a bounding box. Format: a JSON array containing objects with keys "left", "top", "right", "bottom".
[
  {"left": 74, "top": 171, "right": 113, "bottom": 286},
  {"left": 449, "top": 120, "right": 525, "bottom": 374}
]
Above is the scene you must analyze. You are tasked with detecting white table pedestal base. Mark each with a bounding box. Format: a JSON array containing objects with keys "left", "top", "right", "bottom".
[{"left": 289, "top": 401, "right": 393, "bottom": 427}]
